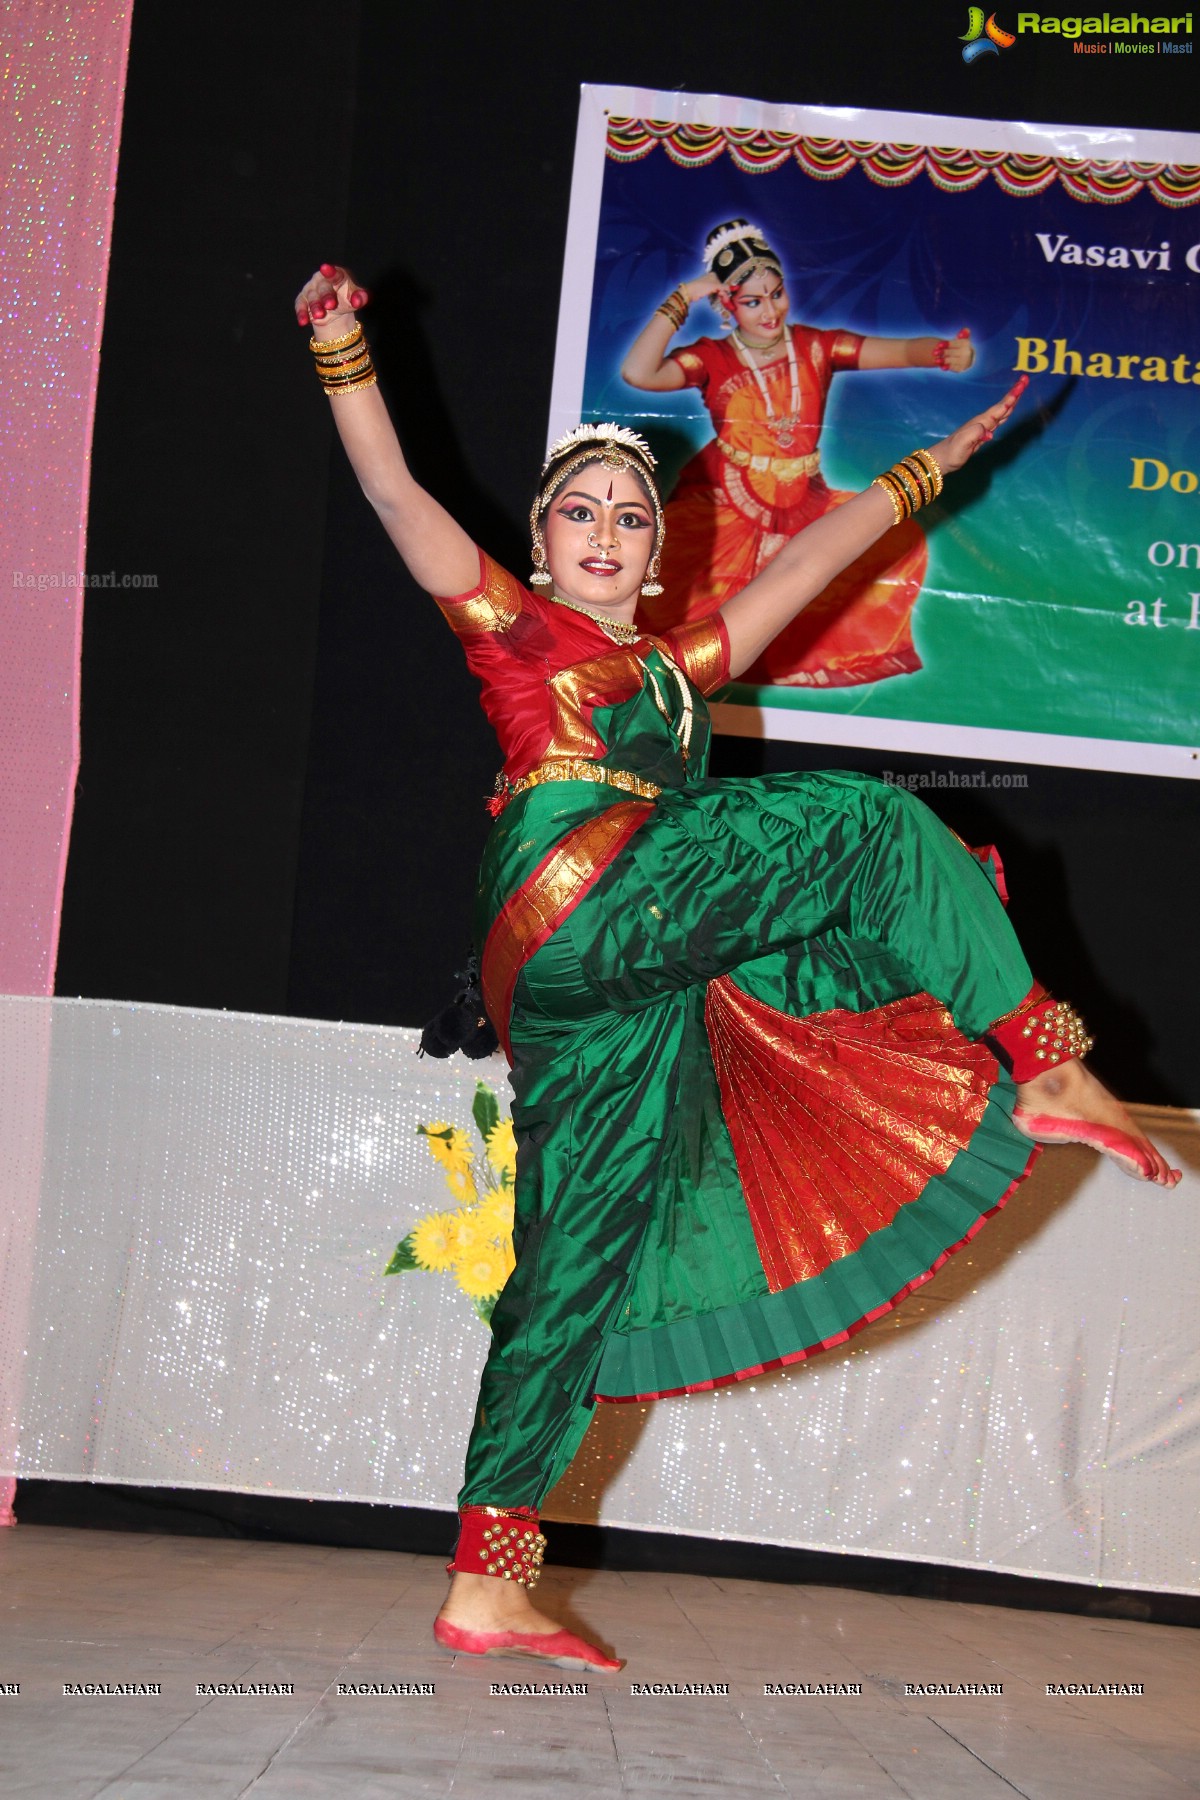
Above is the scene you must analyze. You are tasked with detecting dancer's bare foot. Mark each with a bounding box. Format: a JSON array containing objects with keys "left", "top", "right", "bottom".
[
  {"left": 433, "top": 1573, "right": 622, "bottom": 1671},
  {"left": 436, "top": 1570, "right": 564, "bottom": 1636},
  {"left": 1014, "top": 1060, "right": 1181, "bottom": 1187}
]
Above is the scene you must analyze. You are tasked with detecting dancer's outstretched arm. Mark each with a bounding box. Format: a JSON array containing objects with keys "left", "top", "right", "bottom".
[
  {"left": 295, "top": 264, "right": 479, "bottom": 596},
  {"left": 858, "top": 327, "right": 975, "bottom": 372},
  {"left": 720, "top": 379, "right": 1026, "bottom": 679}
]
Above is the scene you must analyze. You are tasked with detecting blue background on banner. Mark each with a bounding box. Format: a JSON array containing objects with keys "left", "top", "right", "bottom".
[{"left": 577, "top": 151, "right": 1200, "bottom": 744}]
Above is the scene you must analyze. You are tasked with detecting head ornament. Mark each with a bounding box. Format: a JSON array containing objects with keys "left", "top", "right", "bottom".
[
  {"left": 703, "top": 218, "right": 783, "bottom": 300},
  {"left": 540, "top": 422, "right": 658, "bottom": 475}
]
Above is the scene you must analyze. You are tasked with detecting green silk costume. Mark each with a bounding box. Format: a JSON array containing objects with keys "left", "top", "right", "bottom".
[{"left": 436, "top": 552, "right": 1036, "bottom": 1510}]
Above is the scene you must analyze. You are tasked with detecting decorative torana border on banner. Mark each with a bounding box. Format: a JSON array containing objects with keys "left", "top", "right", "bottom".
[{"left": 605, "top": 121, "right": 1200, "bottom": 207}]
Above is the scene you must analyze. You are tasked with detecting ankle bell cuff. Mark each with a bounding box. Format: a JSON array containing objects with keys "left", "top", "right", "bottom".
[
  {"left": 985, "top": 983, "right": 1095, "bottom": 1083},
  {"left": 447, "top": 1506, "right": 547, "bottom": 1589}
]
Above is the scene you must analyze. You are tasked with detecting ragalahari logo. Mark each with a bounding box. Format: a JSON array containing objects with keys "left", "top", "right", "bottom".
[{"left": 961, "top": 7, "right": 1016, "bottom": 58}]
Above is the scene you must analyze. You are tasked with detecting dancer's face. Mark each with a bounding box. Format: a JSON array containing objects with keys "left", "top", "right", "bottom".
[
  {"left": 726, "top": 269, "right": 789, "bottom": 341},
  {"left": 542, "top": 462, "right": 655, "bottom": 613}
]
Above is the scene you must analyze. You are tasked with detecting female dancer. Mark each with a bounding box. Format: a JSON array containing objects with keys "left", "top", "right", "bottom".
[
  {"left": 295, "top": 263, "right": 1178, "bottom": 1674},
  {"left": 623, "top": 219, "right": 974, "bottom": 687}
]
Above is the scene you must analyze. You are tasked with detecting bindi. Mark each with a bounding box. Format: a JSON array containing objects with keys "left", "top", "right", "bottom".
[{"left": 606, "top": 481, "right": 614, "bottom": 501}]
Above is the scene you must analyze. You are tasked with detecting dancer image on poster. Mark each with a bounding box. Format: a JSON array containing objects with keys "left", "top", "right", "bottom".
[
  {"left": 623, "top": 219, "right": 976, "bottom": 687},
  {"left": 294, "top": 261, "right": 1179, "bottom": 1675}
]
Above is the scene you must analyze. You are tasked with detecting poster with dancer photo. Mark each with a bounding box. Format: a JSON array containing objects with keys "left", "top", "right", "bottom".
[{"left": 549, "top": 87, "right": 1200, "bottom": 778}]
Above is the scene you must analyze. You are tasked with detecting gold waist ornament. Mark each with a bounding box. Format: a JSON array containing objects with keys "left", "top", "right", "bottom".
[
  {"left": 719, "top": 441, "right": 821, "bottom": 482},
  {"left": 491, "top": 759, "right": 662, "bottom": 815}
]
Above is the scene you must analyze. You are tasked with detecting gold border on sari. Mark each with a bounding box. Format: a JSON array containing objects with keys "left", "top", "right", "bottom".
[
  {"left": 436, "top": 554, "right": 525, "bottom": 638},
  {"left": 545, "top": 649, "right": 646, "bottom": 758},
  {"left": 659, "top": 617, "right": 731, "bottom": 696},
  {"left": 482, "top": 800, "right": 654, "bottom": 1060}
]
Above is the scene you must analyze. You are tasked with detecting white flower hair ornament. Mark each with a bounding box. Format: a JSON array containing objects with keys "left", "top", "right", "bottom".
[
  {"left": 702, "top": 220, "right": 768, "bottom": 270},
  {"left": 540, "top": 422, "right": 659, "bottom": 475}
]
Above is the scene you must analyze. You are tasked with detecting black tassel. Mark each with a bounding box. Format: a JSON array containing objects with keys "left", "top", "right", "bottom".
[{"left": 418, "top": 954, "right": 499, "bottom": 1060}]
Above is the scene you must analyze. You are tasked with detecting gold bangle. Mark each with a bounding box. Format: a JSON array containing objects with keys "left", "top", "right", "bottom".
[
  {"left": 324, "top": 372, "right": 377, "bottom": 397},
  {"left": 309, "top": 323, "right": 364, "bottom": 355},
  {"left": 317, "top": 352, "right": 374, "bottom": 382},
  {"left": 872, "top": 473, "right": 907, "bottom": 525},
  {"left": 314, "top": 344, "right": 370, "bottom": 370},
  {"left": 906, "top": 448, "right": 935, "bottom": 498},
  {"left": 887, "top": 463, "right": 920, "bottom": 513},
  {"left": 898, "top": 456, "right": 933, "bottom": 508},
  {"left": 910, "top": 447, "right": 944, "bottom": 497},
  {"left": 884, "top": 469, "right": 914, "bottom": 513},
  {"left": 313, "top": 340, "right": 369, "bottom": 369},
  {"left": 885, "top": 470, "right": 913, "bottom": 517},
  {"left": 320, "top": 367, "right": 376, "bottom": 391},
  {"left": 656, "top": 287, "right": 688, "bottom": 331}
]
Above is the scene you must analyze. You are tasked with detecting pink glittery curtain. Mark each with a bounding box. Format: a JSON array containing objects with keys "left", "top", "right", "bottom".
[
  {"left": 0, "top": 1, "right": 134, "bottom": 1526},
  {"left": 0, "top": 0, "right": 133, "bottom": 994}
]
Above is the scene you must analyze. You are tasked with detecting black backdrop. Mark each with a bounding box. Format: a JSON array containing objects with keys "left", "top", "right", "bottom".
[
  {"left": 56, "top": 1, "right": 1199, "bottom": 1103},
  {"left": 34, "top": 0, "right": 1200, "bottom": 1597}
]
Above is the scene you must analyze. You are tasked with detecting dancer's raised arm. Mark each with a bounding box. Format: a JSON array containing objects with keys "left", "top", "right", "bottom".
[
  {"left": 719, "top": 379, "right": 1026, "bottom": 678},
  {"left": 621, "top": 273, "right": 722, "bottom": 390},
  {"left": 295, "top": 264, "right": 479, "bottom": 596}
]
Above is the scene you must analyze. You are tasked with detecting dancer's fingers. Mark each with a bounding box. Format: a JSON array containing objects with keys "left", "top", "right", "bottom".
[
  {"left": 975, "top": 375, "right": 1027, "bottom": 441},
  {"left": 295, "top": 265, "right": 363, "bottom": 327}
]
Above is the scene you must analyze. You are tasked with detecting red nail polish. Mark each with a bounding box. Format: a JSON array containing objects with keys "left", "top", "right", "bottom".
[{"left": 320, "top": 262, "right": 336, "bottom": 277}]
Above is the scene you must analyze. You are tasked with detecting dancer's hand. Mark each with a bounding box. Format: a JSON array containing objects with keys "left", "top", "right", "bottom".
[
  {"left": 682, "top": 272, "right": 723, "bottom": 303},
  {"left": 295, "top": 263, "right": 369, "bottom": 333},
  {"left": 931, "top": 375, "right": 1028, "bottom": 474}
]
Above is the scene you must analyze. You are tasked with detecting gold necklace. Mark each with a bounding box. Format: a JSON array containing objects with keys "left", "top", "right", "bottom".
[
  {"left": 732, "top": 325, "right": 785, "bottom": 358},
  {"left": 731, "top": 326, "right": 802, "bottom": 450},
  {"left": 549, "top": 591, "right": 641, "bottom": 645}
]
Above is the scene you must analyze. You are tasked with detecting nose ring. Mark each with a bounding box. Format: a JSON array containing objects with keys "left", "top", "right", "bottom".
[{"left": 587, "top": 533, "right": 600, "bottom": 548}]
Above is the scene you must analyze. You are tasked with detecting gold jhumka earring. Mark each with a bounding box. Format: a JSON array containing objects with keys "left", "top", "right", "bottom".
[
  {"left": 529, "top": 533, "right": 552, "bottom": 586},
  {"left": 640, "top": 555, "right": 663, "bottom": 598}
]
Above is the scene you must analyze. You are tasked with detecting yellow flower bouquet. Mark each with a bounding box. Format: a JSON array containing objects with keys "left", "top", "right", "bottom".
[{"left": 386, "top": 1081, "right": 516, "bottom": 1324}]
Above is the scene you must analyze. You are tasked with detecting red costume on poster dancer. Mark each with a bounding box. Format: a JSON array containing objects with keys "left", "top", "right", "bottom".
[{"left": 624, "top": 220, "right": 975, "bottom": 686}]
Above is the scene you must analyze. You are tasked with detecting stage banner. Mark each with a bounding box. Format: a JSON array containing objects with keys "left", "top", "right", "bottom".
[{"left": 550, "top": 88, "right": 1200, "bottom": 778}]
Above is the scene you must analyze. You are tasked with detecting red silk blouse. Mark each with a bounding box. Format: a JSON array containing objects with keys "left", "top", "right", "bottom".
[{"left": 435, "top": 550, "right": 731, "bottom": 783}]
